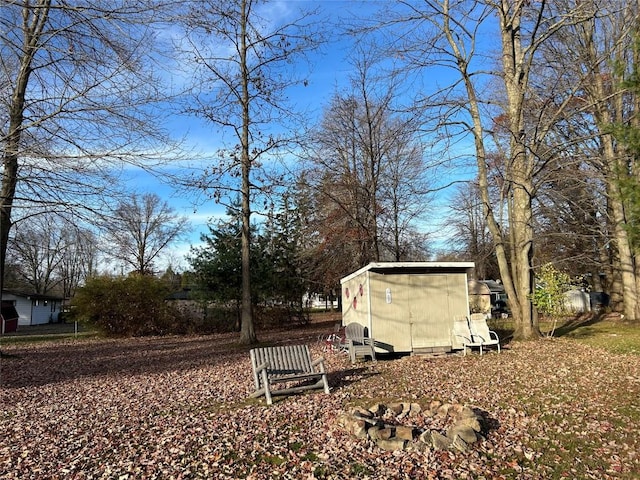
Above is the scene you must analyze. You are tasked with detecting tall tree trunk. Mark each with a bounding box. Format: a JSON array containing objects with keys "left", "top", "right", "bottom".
[
  {"left": 0, "top": 1, "right": 50, "bottom": 295},
  {"left": 496, "top": 0, "right": 539, "bottom": 339},
  {"left": 605, "top": 147, "right": 639, "bottom": 320},
  {"left": 585, "top": 14, "right": 639, "bottom": 320},
  {"left": 239, "top": 0, "right": 256, "bottom": 344}
]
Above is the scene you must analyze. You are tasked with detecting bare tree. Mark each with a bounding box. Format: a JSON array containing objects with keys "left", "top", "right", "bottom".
[
  {"left": 101, "top": 193, "right": 189, "bottom": 276},
  {"left": 374, "top": 0, "right": 589, "bottom": 339},
  {"left": 7, "top": 216, "right": 66, "bottom": 294},
  {"left": 539, "top": 0, "right": 640, "bottom": 318},
  {"left": 56, "top": 224, "right": 98, "bottom": 301},
  {"left": 7, "top": 215, "right": 97, "bottom": 297},
  {"left": 445, "top": 181, "right": 498, "bottom": 280},
  {"left": 177, "top": 0, "right": 323, "bottom": 344},
  {"left": 0, "top": 1, "right": 175, "bottom": 295},
  {"left": 303, "top": 48, "right": 432, "bottom": 275}
]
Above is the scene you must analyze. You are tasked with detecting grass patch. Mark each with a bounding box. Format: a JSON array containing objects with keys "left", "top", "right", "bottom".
[
  {"left": 350, "top": 462, "right": 372, "bottom": 476},
  {"left": 0, "top": 322, "right": 101, "bottom": 346},
  {"left": 0, "top": 331, "right": 100, "bottom": 346},
  {"left": 489, "top": 314, "right": 640, "bottom": 355},
  {"left": 260, "top": 455, "right": 286, "bottom": 466},
  {"left": 557, "top": 320, "right": 640, "bottom": 354}
]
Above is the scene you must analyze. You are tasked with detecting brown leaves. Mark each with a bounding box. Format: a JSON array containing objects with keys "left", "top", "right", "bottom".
[{"left": 1, "top": 329, "right": 639, "bottom": 479}]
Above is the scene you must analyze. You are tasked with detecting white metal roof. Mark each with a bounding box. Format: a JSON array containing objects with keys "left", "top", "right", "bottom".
[{"left": 340, "top": 261, "right": 475, "bottom": 284}]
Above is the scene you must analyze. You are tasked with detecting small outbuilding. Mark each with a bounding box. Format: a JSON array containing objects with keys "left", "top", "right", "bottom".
[
  {"left": 340, "top": 262, "right": 474, "bottom": 354},
  {"left": 563, "top": 289, "right": 591, "bottom": 313},
  {"left": 468, "top": 279, "right": 492, "bottom": 315}
]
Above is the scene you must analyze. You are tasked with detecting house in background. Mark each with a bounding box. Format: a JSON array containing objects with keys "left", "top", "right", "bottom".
[
  {"left": 303, "top": 292, "right": 339, "bottom": 310},
  {"left": 1, "top": 290, "right": 63, "bottom": 327}
]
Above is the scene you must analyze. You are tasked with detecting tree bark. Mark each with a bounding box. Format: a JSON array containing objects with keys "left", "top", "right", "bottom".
[
  {"left": 239, "top": 0, "right": 256, "bottom": 345},
  {"left": 0, "top": 1, "right": 50, "bottom": 294}
]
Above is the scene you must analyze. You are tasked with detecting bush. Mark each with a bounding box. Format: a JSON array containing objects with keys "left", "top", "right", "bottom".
[
  {"left": 71, "top": 275, "right": 184, "bottom": 336},
  {"left": 531, "top": 263, "right": 571, "bottom": 317}
]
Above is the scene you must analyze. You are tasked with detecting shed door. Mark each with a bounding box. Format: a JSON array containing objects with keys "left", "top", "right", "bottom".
[{"left": 408, "top": 275, "right": 452, "bottom": 349}]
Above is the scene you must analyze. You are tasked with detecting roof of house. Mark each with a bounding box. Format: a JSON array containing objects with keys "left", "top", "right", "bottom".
[
  {"left": 468, "top": 279, "right": 491, "bottom": 295},
  {"left": 2, "top": 289, "right": 64, "bottom": 301}
]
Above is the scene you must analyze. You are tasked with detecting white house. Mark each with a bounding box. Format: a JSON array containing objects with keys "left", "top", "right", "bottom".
[
  {"left": 1, "top": 290, "right": 63, "bottom": 327},
  {"left": 303, "top": 292, "right": 339, "bottom": 310}
]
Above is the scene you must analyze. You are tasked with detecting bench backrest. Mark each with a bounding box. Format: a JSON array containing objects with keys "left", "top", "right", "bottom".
[{"left": 250, "top": 345, "right": 314, "bottom": 388}]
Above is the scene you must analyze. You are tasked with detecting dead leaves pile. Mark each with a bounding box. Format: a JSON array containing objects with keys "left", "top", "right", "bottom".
[{"left": 1, "top": 327, "right": 639, "bottom": 479}]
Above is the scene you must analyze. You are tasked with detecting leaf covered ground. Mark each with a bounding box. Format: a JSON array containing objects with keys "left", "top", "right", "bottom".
[{"left": 1, "top": 322, "right": 639, "bottom": 479}]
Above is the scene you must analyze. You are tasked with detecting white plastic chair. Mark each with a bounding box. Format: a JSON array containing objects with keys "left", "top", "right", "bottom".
[
  {"left": 469, "top": 313, "right": 501, "bottom": 354},
  {"left": 453, "top": 315, "right": 483, "bottom": 356}
]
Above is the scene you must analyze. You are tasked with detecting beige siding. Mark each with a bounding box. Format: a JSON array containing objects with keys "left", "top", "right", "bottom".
[
  {"left": 447, "top": 274, "right": 472, "bottom": 349},
  {"left": 407, "top": 275, "right": 451, "bottom": 349},
  {"left": 369, "top": 273, "right": 412, "bottom": 352},
  {"left": 341, "top": 266, "right": 471, "bottom": 353},
  {"left": 341, "top": 273, "right": 370, "bottom": 331}
]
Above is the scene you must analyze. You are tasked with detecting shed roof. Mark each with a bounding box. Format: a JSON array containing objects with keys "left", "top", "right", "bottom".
[
  {"left": 479, "top": 280, "right": 505, "bottom": 293},
  {"left": 340, "top": 261, "right": 475, "bottom": 284}
]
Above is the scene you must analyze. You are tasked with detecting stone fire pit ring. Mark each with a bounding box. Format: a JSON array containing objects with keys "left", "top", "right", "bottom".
[{"left": 337, "top": 400, "right": 488, "bottom": 452}]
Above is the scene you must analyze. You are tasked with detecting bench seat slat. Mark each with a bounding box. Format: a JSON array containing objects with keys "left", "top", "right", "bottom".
[{"left": 249, "top": 344, "right": 330, "bottom": 405}]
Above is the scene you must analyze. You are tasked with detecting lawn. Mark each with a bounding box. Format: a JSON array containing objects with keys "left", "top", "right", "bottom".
[{"left": 1, "top": 316, "right": 639, "bottom": 479}]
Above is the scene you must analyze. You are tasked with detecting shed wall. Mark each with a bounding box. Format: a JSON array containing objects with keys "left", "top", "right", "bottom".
[
  {"left": 13, "top": 297, "right": 33, "bottom": 326},
  {"left": 341, "top": 273, "right": 371, "bottom": 331},
  {"left": 369, "top": 273, "right": 412, "bottom": 352},
  {"left": 342, "top": 270, "right": 470, "bottom": 353}
]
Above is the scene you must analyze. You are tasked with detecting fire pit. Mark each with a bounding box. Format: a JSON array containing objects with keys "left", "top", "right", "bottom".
[{"left": 337, "top": 400, "right": 487, "bottom": 452}]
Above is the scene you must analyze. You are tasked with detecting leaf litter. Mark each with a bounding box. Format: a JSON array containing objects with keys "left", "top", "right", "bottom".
[{"left": 1, "top": 327, "right": 639, "bottom": 479}]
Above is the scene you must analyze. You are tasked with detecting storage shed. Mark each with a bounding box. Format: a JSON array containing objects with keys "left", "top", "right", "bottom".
[{"left": 340, "top": 262, "right": 474, "bottom": 354}]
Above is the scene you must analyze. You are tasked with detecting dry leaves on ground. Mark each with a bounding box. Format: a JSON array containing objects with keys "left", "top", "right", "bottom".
[{"left": 1, "top": 323, "right": 639, "bottom": 479}]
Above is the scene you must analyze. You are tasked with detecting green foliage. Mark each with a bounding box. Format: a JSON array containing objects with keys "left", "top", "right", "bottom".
[
  {"left": 188, "top": 208, "right": 246, "bottom": 306},
  {"left": 608, "top": 34, "right": 640, "bottom": 250},
  {"left": 615, "top": 172, "right": 640, "bottom": 250},
  {"left": 188, "top": 199, "right": 310, "bottom": 327},
  {"left": 71, "top": 275, "right": 182, "bottom": 336},
  {"left": 531, "top": 263, "right": 571, "bottom": 317}
]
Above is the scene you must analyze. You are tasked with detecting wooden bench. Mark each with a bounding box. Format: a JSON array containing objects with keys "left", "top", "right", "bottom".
[{"left": 249, "top": 345, "right": 330, "bottom": 405}]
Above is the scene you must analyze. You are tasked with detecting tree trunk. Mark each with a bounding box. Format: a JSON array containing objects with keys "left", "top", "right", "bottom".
[
  {"left": 239, "top": 0, "right": 256, "bottom": 345},
  {"left": 586, "top": 24, "right": 639, "bottom": 320},
  {"left": 607, "top": 171, "right": 639, "bottom": 320},
  {"left": 496, "top": 1, "right": 540, "bottom": 339},
  {"left": 0, "top": 2, "right": 49, "bottom": 294}
]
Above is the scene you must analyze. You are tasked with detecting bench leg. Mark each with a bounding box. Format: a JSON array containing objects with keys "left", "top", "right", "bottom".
[
  {"left": 322, "top": 373, "right": 330, "bottom": 394},
  {"left": 260, "top": 368, "right": 273, "bottom": 405}
]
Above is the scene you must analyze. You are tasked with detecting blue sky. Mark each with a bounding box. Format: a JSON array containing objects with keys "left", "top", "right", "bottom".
[
  {"left": 126, "top": 0, "right": 478, "bottom": 271},
  {"left": 125, "top": 1, "right": 383, "bottom": 270}
]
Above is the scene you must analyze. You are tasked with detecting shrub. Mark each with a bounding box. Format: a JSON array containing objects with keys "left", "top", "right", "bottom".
[
  {"left": 531, "top": 263, "right": 571, "bottom": 317},
  {"left": 71, "top": 275, "right": 183, "bottom": 336}
]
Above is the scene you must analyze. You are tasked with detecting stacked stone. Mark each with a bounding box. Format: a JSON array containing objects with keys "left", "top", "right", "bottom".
[{"left": 337, "top": 400, "right": 486, "bottom": 452}]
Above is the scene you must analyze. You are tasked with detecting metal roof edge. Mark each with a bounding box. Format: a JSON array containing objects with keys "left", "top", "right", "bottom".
[{"left": 340, "top": 261, "right": 475, "bottom": 284}]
